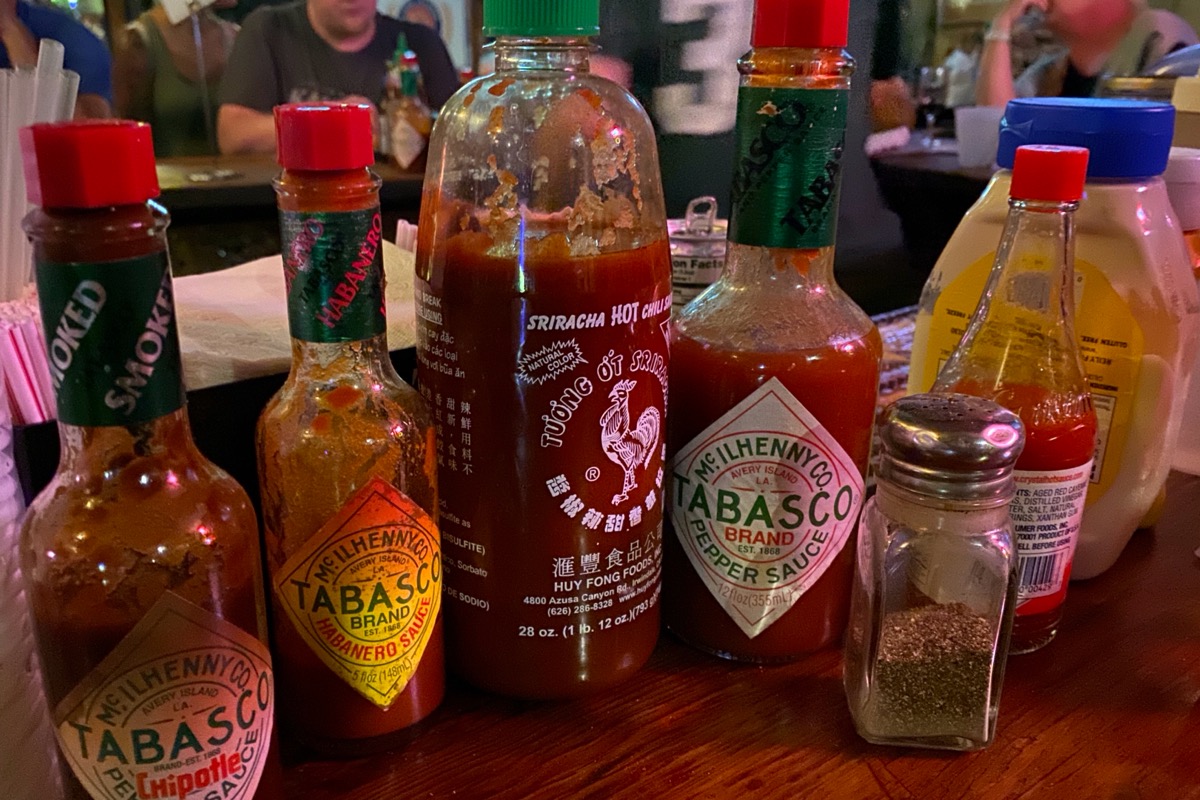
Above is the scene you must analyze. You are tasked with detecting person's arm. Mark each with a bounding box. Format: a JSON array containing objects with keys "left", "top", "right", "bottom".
[
  {"left": 591, "top": 55, "right": 632, "bottom": 89},
  {"left": 870, "top": 75, "right": 917, "bottom": 131},
  {"left": 112, "top": 21, "right": 153, "bottom": 121},
  {"left": 216, "top": 8, "right": 281, "bottom": 154},
  {"left": 217, "top": 103, "right": 276, "bottom": 154},
  {"left": 74, "top": 93, "right": 111, "bottom": 118},
  {"left": 0, "top": 0, "right": 36, "bottom": 67},
  {"left": 405, "top": 23, "right": 459, "bottom": 109},
  {"left": 976, "top": 0, "right": 1047, "bottom": 107}
]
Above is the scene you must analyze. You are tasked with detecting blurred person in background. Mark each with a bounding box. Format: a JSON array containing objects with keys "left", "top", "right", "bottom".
[
  {"left": 0, "top": 0, "right": 112, "bottom": 117},
  {"left": 869, "top": 0, "right": 917, "bottom": 131},
  {"left": 594, "top": 0, "right": 917, "bottom": 218},
  {"left": 977, "top": 0, "right": 1198, "bottom": 106},
  {"left": 216, "top": 0, "right": 457, "bottom": 154},
  {"left": 593, "top": 0, "right": 750, "bottom": 217},
  {"left": 113, "top": 0, "right": 238, "bottom": 156},
  {"left": 596, "top": 0, "right": 914, "bottom": 312},
  {"left": 942, "top": 30, "right": 983, "bottom": 108}
]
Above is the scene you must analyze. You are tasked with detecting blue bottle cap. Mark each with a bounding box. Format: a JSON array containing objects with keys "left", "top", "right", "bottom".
[{"left": 996, "top": 98, "right": 1175, "bottom": 179}]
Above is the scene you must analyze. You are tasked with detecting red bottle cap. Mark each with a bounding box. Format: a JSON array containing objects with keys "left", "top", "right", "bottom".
[
  {"left": 20, "top": 120, "right": 159, "bottom": 209},
  {"left": 752, "top": 0, "right": 850, "bottom": 49},
  {"left": 275, "top": 103, "right": 375, "bottom": 171},
  {"left": 1010, "top": 145, "right": 1090, "bottom": 203}
]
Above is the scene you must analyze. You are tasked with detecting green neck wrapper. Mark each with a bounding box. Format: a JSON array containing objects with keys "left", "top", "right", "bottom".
[
  {"left": 728, "top": 86, "right": 849, "bottom": 250},
  {"left": 280, "top": 206, "right": 387, "bottom": 343},
  {"left": 36, "top": 251, "right": 185, "bottom": 427}
]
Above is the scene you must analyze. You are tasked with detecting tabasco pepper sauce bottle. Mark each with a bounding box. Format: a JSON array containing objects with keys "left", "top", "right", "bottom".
[
  {"left": 663, "top": 0, "right": 883, "bottom": 663},
  {"left": 18, "top": 121, "right": 280, "bottom": 798},
  {"left": 934, "top": 145, "right": 1098, "bottom": 654},
  {"left": 414, "top": 0, "right": 671, "bottom": 698},
  {"left": 257, "top": 104, "right": 443, "bottom": 750}
]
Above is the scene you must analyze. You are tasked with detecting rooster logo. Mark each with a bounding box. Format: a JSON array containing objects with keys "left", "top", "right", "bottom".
[{"left": 599, "top": 379, "right": 660, "bottom": 505}]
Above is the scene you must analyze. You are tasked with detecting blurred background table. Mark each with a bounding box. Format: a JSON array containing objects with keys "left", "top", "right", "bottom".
[
  {"left": 870, "top": 143, "right": 995, "bottom": 277},
  {"left": 284, "top": 473, "right": 1200, "bottom": 799},
  {"left": 155, "top": 154, "right": 424, "bottom": 276}
]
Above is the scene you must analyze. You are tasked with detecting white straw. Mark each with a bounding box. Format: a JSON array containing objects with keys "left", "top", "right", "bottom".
[
  {"left": 7, "top": 326, "right": 45, "bottom": 423},
  {"left": 57, "top": 70, "right": 79, "bottom": 123},
  {"left": 0, "top": 44, "right": 80, "bottom": 414},
  {"left": 0, "top": 69, "right": 13, "bottom": 305},
  {"left": 31, "top": 40, "right": 65, "bottom": 124},
  {"left": 0, "top": 331, "right": 39, "bottom": 425},
  {"left": 19, "top": 318, "right": 53, "bottom": 420},
  {"left": 2, "top": 70, "right": 34, "bottom": 301}
]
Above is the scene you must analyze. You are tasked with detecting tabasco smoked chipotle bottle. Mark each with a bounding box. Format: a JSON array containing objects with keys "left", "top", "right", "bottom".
[
  {"left": 257, "top": 104, "right": 443, "bottom": 751},
  {"left": 18, "top": 121, "right": 280, "bottom": 798},
  {"left": 663, "top": 0, "right": 883, "bottom": 662},
  {"left": 415, "top": 0, "right": 671, "bottom": 698}
]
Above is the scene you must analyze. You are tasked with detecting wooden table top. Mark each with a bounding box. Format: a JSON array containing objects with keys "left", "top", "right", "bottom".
[
  {"left": 283, "top": 472, "right": 1200, "bottom": 799},
  {"left": 155, "top": 154, "right": 424, "bottom": 212}
]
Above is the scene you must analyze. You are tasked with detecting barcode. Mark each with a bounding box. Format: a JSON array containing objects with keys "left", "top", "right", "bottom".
[{"left": 1019, "top": 552, "right": 1064, "bottom": 594}]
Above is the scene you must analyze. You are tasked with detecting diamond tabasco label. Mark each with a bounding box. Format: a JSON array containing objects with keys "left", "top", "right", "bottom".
[
  {"left": 53, "top": 592, "right": 273, "bottom": 800},
  {"left": 274, "top": 477, "right": 441, "bottom": 709},
  {"left": 669, "top": 378, "right": 864, "bottom": 638}
]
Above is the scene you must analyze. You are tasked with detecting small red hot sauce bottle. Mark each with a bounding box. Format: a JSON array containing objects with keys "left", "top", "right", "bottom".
[
  {"left": 19, "top": 121, "right": 281, "bottom": 799},
  {"left": 664, "top": 0, "right": 883, "bottom": 662},
  {"left": 934, "top": 145, "right": 1098, "bottom": 653},
  {"left": 257, "top": 104, "right": 444, "bottom": 752}
]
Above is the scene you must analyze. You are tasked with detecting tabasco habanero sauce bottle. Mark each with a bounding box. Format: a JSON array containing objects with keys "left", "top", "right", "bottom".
[
  {"left": 257, "top": 104, "right": 443, "bottom": 751},
  {"left": 664, "top": 0, "right": 883, "bottom": 662},
  {"left": 18, "top": 121, "right": 281, "bottom": 798},
  {"left": 933, "top": 145, "right": 1098, "bottom": 654},
  {"left": 415, "top": 0, "right": 671, "bottom": 697}
]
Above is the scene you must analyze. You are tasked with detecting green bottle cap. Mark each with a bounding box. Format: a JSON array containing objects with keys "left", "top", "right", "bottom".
[{"left": 483, "top": 0, "right": 599, "bottom": 37}]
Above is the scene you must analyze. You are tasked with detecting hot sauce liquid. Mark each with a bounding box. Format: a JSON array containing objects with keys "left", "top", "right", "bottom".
[
  {"left": 664, "top": 330, "right": 882, "bottom": 660},
  {"left": 260, "top": 167, "right": 443, "bottom": 749},
  {"left": 950, "top": 380, "right": 1097, "bottom": 649},
  {"left": 22, "top": 206, "right": 282, "bottom": 798},
  {"left": 417, "top": 231, "right": 671, "bottom": 698}
]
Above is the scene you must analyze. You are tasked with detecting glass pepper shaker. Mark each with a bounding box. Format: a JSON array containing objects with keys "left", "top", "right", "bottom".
[{"left": 844, "top": 393, "right": 1025, "bottom": 751}]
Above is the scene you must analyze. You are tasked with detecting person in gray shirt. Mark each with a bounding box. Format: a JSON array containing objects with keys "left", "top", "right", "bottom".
[{"left": 216, "top": 0, "right": 457, "bottom": 154}]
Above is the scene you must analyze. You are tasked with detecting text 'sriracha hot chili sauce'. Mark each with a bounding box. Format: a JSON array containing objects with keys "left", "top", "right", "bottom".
[
  {"left": 18, "top": 120, "right": 282, "bottom": 799},
  {"left": 664, "top": 0, "right": 883, "bottom": 662},
  {"left": 257, "top": 104, "right": 443, "bottom": 751},
  {"left": 414, "top": 0, "right": 671, "bottom": 698}
]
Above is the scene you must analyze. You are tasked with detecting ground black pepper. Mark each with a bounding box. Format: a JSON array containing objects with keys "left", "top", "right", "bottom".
[{"left": 864, "top": 602, "right": 997, "bottom": 740}]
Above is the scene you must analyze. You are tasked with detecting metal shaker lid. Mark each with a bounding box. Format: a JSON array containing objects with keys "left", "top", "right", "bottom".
[{"left": 877, "top": 393, "right": 1025, "bottom": 504}]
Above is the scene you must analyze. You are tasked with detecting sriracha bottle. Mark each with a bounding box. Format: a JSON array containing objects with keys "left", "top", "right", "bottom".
[
  {"left": 414, "top": 0, "right": 671, "bottom": 697},
  {"left": 934, "top": 144, "right": 1098, "bottom": 653}
]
